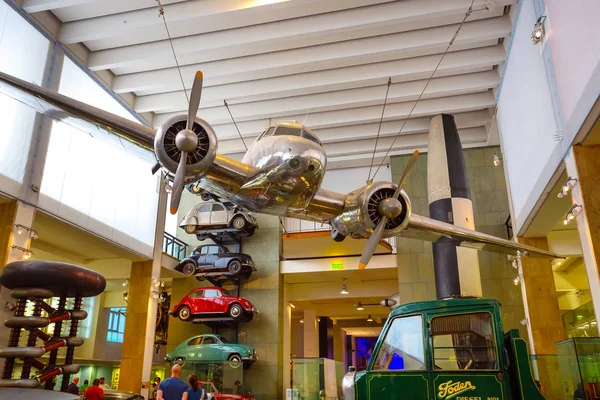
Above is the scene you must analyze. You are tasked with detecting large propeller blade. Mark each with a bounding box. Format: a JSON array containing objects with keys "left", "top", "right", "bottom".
[
  {"left": 359, "top": 150, "right": 419, "bottom": 270},
  {"left": 169, "top": 71, "right": 204, "bottom": 215}
]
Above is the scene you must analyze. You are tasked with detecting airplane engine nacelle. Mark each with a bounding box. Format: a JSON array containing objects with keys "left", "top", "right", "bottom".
[
  {"left": 154, "top": 114, "right": 217, "bottom": 182},
  {"left": 330, "top": 182, "right": 411, "bottom": 239}
]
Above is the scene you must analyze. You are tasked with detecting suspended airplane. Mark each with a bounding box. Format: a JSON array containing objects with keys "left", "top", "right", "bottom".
[{"left": 0, "top": 70, "right": 559, "bottom": 268}]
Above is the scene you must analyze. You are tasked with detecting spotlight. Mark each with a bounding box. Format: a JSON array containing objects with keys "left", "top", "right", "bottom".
[
  {"left": 513, "top": 276, "right": 520, "bottom": 286},
  {"left": 493, "top": 153, "right": 501, "bottom": 167},
  {"left": 161, "top": 281, "right": 166, "bottom": 288},
  {"left": 30, "top": 231, "right": 38, "bottom": 240},
  {"left": 122, "top": 279, "right": 129, "bottom": 287},
  {"left": 563, "top": 204, "right": 583, "bottom": 225},
  {"left": 340, "top": 278, "right": 349, "bottom": 295},
  {"left": 123, "top": 292, "right": 129, "bottom": 303},
  {"left": 300, "top": 319, "right": 304, "bottom": 324},
  {"left": 152, "top": 291, "right": 160, "bottom": 299},
  {"left": 512, "top": 260, "right": 518, "bottom": 269},
  {"left": 164, "top": 183, "right": 172, "bottom": 194},
  {"left": 23, "top": 250, "right": 32, "bottom": 260},
  {"left": 288, "top": 302, "right": 296, "bottom": 309},
  {"left": 317, "top": 317, "right": 321, "bottom": 322},
  {"left": 531, "top": 16, "right": 546, "bottom": 44},
  {"left": 16, "top": 226, "right": 23, "bottom": 235},
  {"left": 557, "top": 177, "right": 577, "bottom": 198},
  {"left": 356, "top": 302, "right": 364, "bottom": 311},
  {"left": 367, "top": 315, "right": 374, "bottom": 322}
]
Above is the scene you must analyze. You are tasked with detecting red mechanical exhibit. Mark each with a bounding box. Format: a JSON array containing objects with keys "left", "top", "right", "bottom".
[{"left": 0, "top": 260, "right": 106, "bottom": 391}]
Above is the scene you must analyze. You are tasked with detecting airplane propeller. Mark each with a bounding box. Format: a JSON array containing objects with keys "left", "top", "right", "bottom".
[
  {"left": 169, "top": 71, "right": 204, "bottom": 215},
  {"left": 359, "top": 150, "right": 419, "bottom": 270}
]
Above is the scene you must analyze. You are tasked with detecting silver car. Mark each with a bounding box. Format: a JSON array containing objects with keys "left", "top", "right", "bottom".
[{"left": 179, "top": 201, "right": 258, "bottom": 235}]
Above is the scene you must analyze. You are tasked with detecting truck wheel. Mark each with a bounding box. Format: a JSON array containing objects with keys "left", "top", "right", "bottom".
[
  {"left": 184, "top": 225, "right": 197, "bottom": 234},
  {"left": 228, "top": 354, "right": 242, "bottom": 368},
  {"left": 177, "top": 305, "right": 192, "bottom": 322},
  {"left": 228, "top": 303, "right": 243, "bottom": 319},
  {"left": 228, "top": 260, "right": 242, "bottom": 275},
  {"left": 181, "top": 262, "right": 195, "bottom": 277},
  {"left": 232, "top": 215, "right": 247, "bottom": 230}
]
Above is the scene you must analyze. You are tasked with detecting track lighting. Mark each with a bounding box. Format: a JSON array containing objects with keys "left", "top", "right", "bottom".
[
  {"left": 557, "top": 177, "right": 578, "bottom": 198},
  {"left": 317, "top": 317, "right": 321, "bottom": 322},
  {"left": 493, "top": 153, "right": 501, "bottom": 167},
  {"left": 563, "top": 204, "right": 583, "bottom": 225},
  {"left": 14, "top": 224, "right": 38, "bottom": 239},
  {"left": 356, "top": 302, "right": 364, "bottom": 311},
  {"left": 367, "top": 315, "right": 374, "bottom": 322},
  {"left": 288, "top": 302, "right": 296, "bottom": 309},
  {"left": 513, "top": 276, "right": 520, "bottom": 286},
  {"left": 11, "top": 245, "right": 34, "bottom": 260},
  {"left": 511, "top": 259, "right": 518, "bottom": 270},
  {"left": 300, "top": 319, "right": 304, "bottom": 324},
  {"left": 340, "top": 278, "right": 349, "bottom": 295},
  {"left": 164, "top": 183, "right": 172, "bottom": 194},
  {"left": 531, "top": 16, "right": 546, "bottom": 44},
  {"left": 122, "top": 279, "right": 129, "bottom": 287}
]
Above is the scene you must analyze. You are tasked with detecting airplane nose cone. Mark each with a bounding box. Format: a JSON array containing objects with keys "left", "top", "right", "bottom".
[{"left": 380, "top": 197, "right": 402, "bottom": 219}]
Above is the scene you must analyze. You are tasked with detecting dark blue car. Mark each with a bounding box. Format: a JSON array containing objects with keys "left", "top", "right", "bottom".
[{"left": 174, "top": 244, "right": 256, "bottom": 279}]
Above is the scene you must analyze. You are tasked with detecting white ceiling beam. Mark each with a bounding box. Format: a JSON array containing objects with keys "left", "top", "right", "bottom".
[
  {"left": 114, "top": 38, "right": 497, "bottom": 96},
  {"left": 89, "top": 14, "right": 511, "bottom": 74},
  {"left": 137, "top": 70, "right": 499, "bottom": 122},
  {"left": 58, "top": 0, "right": 393, "bottom": 45},
  {"left": 22, "top": 0, "right": 97, "bottom": 13},
  {"left": 214, "top": 110, "right": 491, "bottom": 143},
  {"left": 50, "top": 0, "right": 188, "bottom": 22},
  {"left": 86, "top": 0, "right": 506, "bottom": 53},
  {"left": 218, "top": 127, "right": 487, "bottom": 156},
  {"left": 148, "top": 46, "right": 504, "bottom": 123}
]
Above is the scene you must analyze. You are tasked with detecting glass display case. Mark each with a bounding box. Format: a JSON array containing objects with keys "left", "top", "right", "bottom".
[
  {"left": 557, "top": 338, "right": 600, "bottom": 400},
  {"left": 179, "top": 360, "right": 252, "bottom": 397},
  {"left": 291, "top": 358, "right": 345, "bottom": 400}
]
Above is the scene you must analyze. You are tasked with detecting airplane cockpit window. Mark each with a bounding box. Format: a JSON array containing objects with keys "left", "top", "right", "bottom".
[
  {"left": 302, "top": 130, "right": 321, "bottom": 145},
  {"left": 273, "top": 126, "right": 302, "bottom": 137},
  {"left": 258, "top": 127, "right": 275, "bottom": 141}
]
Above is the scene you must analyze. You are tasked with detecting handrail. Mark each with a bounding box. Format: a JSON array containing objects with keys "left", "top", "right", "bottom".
[{"left": 163, "top": 232, "right": 188, "bottom": 260}]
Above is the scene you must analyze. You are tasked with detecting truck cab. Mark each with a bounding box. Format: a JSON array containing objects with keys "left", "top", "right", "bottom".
[{"left": 342, "top": 298, "right": 545, "bottom": 400}]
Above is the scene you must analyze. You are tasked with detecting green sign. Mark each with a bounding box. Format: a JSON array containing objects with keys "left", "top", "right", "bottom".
[{"left": 331, "top": 263, "right": 343, "bottom": 270}]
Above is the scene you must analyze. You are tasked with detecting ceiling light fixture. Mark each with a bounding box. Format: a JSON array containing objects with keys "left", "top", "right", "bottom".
[
  {"left": 557, "top": 177, "right": 578, "bottom": 198},
  {"left": 11, "top": 245, "right": 34, "bottom": 260},
  {"left": 123, "top": 279, "right": 129, "bottom": 287},
  {"left": 367, "top": 315, "right": 374, "bottom": 322},
  {"left": 531, "top": 16, "right": 546, "bottom": 44},
  {"left": 493, "top": 153, "right": 501, "bottom": 167},
  {"left": 356, "top": 302, "right": 364, "bottom": 311},
  {"left": 340, "top": 278, "right": 349, "bottom": 295},
  {"left": 14, "top": 224, "right": 38, "bottom": 239},
  {"left": 300, "top": 319, "right": 304, "bottom": 324},
  {"left": 288, "top": 302, "right": 296, "bottom": 309},
  {"left": 513, "top": 275, "right": 520, "bottom": 286},
  {"left": 563, "top": 204, "right": 583, "bottom": 225}
]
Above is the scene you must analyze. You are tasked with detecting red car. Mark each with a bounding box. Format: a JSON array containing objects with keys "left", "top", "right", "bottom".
[
  {"left": 172, "top": 287, "right": 257, "bottom": 322},
  {"left": 201, "top": 381, "right": 254, "bottom": 400}
]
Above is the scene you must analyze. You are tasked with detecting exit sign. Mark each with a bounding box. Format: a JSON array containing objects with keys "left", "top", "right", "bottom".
[{"left": 332, "top": 263, "right": 343, "bottom": 270}]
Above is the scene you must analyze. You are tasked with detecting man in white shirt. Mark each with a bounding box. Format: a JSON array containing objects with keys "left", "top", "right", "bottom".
[{"left": 99, "top": 377, "right": 111, "bottom": 390}]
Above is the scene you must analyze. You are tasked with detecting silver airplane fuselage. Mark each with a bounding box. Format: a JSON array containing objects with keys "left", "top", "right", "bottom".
[{"left": 198, "top": 126, "right": 327, "bottom": 217}]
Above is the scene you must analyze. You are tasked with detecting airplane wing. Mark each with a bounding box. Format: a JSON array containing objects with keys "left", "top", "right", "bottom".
[
  {"left": 0, "top": 70, "right": 255, "bottom": 207},
  {"left": 403, "top": 214, "right": 558, "bottom": 258},
  {"left": 0, "top": 70, "right": 156, "bottom": 162}
]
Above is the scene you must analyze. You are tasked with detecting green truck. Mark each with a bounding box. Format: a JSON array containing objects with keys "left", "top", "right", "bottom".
[{"left": 342, "top": 298, "right": 545, "bottom": 400}]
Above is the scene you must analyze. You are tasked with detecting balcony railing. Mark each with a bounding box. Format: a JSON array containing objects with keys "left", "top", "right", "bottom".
[
  {"left": 163, "top": 232, "right": 188, "bottom": 260},
  {"left": 283, "top": 218, "right": 396, "bottom": 252}
]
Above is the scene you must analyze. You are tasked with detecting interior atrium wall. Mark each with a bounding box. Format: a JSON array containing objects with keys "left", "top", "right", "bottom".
[
  {"left": 0, "top": 2, "right": 49, "bottom": 198},
  {"left": 496, "top": 0, "right": 561, "bottom": 234},
  {"left": 391, "top": 147, "right": 526, "bottom": 338}
]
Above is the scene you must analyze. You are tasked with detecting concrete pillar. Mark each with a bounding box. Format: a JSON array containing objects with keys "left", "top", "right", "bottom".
[
  {"left": 333, "top": 323, "right": 344, "bottom": 363},
  {"left": 0, "top": 201, "right": 36, "bottom": 373},
  {"left": 303, "top": 310, "right": 318, "bottom": 357},
  {"left": 566, "top": 146, "right": 600, "bottom": 324},
  {"left": 120, "top": 176, "right": 167, "bottom": 396},
  {"left": 350, "top": 336, "right": 357, "bottom": 368},
  {"left": 518, "top": 236, "right": 564, "bottom": 400},
  {"left": 282, "top": 285, "right": 292, "bottom": 399}
]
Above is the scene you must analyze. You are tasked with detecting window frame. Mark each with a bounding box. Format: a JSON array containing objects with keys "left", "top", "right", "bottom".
[
  {"left": 187, "top": 337, "right": 202, "bottom": 346},
  {"left": 198, "top": 204, "right": 212, "bottom": 213},
  {"left": 106, "top": 307, "right": 126, "bottom": 343},
  {"left": 202, "top": 336, "right": 220, "bottom": 345},
  {"left": 429, "top": 311, "right": 499, "bottom": 372},
  {"left": 189, "top": 290, "right": 204, "bottom": 299},
  {"left": 368, "top": 313, "right": 426, "bottom": 373},
  {"left": 212, "top": 204, "right": 224, "bottom": 212},
  {"left": 203, "top": 289, "right": 221, "bottom": 298}
]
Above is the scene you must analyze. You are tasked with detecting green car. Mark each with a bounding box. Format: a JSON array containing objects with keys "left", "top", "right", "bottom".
[{"left": 165, "top": 334, "right": 257, "bottom": 369}]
